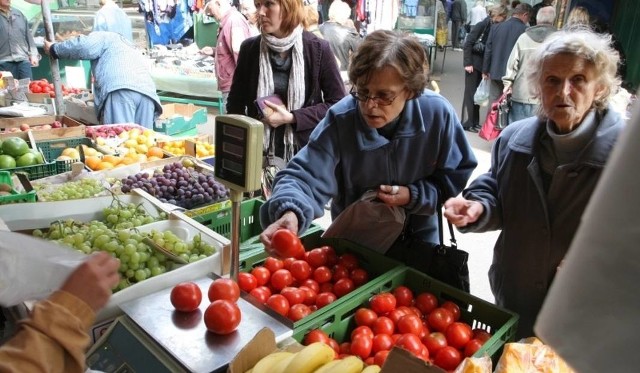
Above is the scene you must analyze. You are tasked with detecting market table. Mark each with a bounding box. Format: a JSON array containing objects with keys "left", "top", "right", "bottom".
[{"left": 151, "top": 67, "right": 224, "bottom": 114}]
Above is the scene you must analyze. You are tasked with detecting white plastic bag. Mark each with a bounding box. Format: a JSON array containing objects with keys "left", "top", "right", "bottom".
[
  {"left": 322, "top": 190, "right": 406, "bottom": 253},
  {"left": 474, "top": 79, "right": 490, "bottom": 106},
  {"left": 0, "top": 231, "right": 85, "bottom": 307}
]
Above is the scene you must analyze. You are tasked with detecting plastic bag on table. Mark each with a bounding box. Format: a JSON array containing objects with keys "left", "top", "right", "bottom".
[
  {"left": 0, "top": 231, "right": 85, "bottom": 307},
  {"left": 494, "top": 337, "right": 575, "bottom": 373},
  {"left": 474, "top": 79, "right": 490, "bottom": 106}
]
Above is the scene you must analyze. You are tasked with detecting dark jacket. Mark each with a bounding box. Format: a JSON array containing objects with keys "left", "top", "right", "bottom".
[
  {"left": 451, "top": 0, "right": 467, "bottom": 23},
  {"left": 461, "top": 106, "right": 624, "bottom": 338},
  {"left": 463, "top": 16, "right": 491, "bottom": 70},
  {"left": 482, "top": 16, "right": 527, "bottom": 80},
  {"left": 227, "top": 31, "right": 346, "bottom": 152}
]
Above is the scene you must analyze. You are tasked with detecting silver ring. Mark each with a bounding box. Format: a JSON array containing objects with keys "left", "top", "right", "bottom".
[{"left": 391, "top": 185, "right": 399, "bottom": 195}]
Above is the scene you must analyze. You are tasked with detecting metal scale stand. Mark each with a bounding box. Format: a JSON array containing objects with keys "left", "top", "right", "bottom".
[{"left": 87, "top": 116, "right": 292, "bottom": 372}]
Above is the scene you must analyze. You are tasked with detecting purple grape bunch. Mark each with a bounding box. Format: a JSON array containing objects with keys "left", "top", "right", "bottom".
[{"left": 120, "top": 162, "right": 229, "bottom": 209}]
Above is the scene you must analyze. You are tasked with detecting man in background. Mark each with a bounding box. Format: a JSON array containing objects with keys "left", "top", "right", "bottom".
[
  {"left": 205, "top": 0, "right": 253, "bottom": 107},
  {"left": 0, "top": 0, "right": 39, "bottom": 79},
  {"left": 93, "top": 0, "right": 133, "bottom": 42},
  {"left": 320, "top": 0, "right": 361, "bottom": 72},
  {"left": 502, "top": 6, "right": 556, "bottom": 124},
  {"left": 482, "top": 2, "right": 532, "bottom": 105},
  {"left": 450, "top": 0, "right": 467, "bottom": 51}
]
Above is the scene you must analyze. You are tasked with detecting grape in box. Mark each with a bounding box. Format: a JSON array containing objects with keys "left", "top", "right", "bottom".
[{"left": 120, "top": 161, "right": 229, "bottom": 209}]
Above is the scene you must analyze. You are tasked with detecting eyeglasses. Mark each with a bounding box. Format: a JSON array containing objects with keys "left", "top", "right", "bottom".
[{"left": 350, "top": 87, "right": 401, "bottom": 106}]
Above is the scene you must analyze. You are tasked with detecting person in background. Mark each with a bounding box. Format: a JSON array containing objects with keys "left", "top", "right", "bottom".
[
  {"left": 0, "top": 0, "right": 39, "bottom": 80},
  {"left": 93, "top": 0, "right": 133, "bottom": 42},
  {"left": 44, "top": 32, "right": 162, "bottom": 128},
  {"left": 502, "top": 6, "right": 556, "bottom": 124},
  {"left": 469, "top": 0, "right": 487, "bottom": 26},
  {"left": 482, "top": 2, "right": 532, "bottom": 107},
  {"left": 259, "top": 30, "right": 477, "bottom": 266},
  {"left": 303, "top": 3, "right": 323, "bottom": 38},
  {"left": 227, "top": 0, "right": 345, "bottom": 162},
  {"left": 444, "top": 28, "right": 624, "bottom": 339},
  {"left": 0, "top": 252, "right": 120, "bottom": 373},
  {"left": 530, "top": 0, "right": 553, "bottom": 27},
  {"left": 319, "top": 0, "right": 361, "bottom": 72},
  {"left": 461, "top": 4, "right": 508, "bottom": 132},
  {"left": 564, "top": 5, "right": 590, "bottom": 27},
  {"left": 450, "top": 0, "right": 467, "bottom": 51},
  {"left": 205, "top": 0, "right": 253, "bottom": 107},
  {"left": 239, "top": 0, "right": 260, "bottom": 35}
]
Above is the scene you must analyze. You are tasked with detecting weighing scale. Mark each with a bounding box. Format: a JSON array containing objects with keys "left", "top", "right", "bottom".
[{"left": 86, "top": 116, "right": 292, "bottom": 372}]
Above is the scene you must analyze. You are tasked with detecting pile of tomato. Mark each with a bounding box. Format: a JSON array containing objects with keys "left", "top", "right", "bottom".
[
  {"left": 237, "top": 245, "right": 371, "bottom": 322},
  {"left": 301, "top": 285, "right": 493, "bottom": 371},
  {"left": 28, "top": 79, "right": 84, "bottom": 98}
]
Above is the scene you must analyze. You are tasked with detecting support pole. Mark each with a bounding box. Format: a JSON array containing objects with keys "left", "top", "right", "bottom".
[{"left": 41, "top": 0, "right": 65, "bottom": 115}]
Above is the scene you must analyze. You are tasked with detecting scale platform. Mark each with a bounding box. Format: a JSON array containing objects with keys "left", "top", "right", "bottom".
[{"left": 119, "top": 276, "right": 292, "bottom": 372}]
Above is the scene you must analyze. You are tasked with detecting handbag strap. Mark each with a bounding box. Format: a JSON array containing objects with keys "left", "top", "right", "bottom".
[{"left": 434, "top": 183, "right": 457, "bottom": 249}]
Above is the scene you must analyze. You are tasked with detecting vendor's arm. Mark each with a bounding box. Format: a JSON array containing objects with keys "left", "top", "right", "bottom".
[{"left": 45, "top": 33, "right": 107, "bottom": 61}]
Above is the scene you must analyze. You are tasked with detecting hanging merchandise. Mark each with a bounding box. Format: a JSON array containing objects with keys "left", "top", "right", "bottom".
[{"left": 140, "top": 0, "right": 195, "bottom": 46}]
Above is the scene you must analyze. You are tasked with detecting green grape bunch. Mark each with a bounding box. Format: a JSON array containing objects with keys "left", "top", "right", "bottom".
[{"left": 35, "top": 178, "right": 107, "bottom": 202}]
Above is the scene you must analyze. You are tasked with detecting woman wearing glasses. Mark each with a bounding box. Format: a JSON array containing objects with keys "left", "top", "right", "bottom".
[{"left": 259, "top": 30, "right": 477, "bottom": 262}]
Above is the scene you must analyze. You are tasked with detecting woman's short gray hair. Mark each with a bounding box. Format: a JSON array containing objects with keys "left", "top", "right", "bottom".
[{"left": 526, "top": 27, "right": 621, "bottom": 110}]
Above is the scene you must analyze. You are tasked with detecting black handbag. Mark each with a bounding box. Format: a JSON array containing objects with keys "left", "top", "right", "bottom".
[
  {"left": 386, "top": 206, "right": 470, "bottom": 293},
  {"left": 472, "top": 23, "right": 490, "bottom": 55},
  {"left": 261, "top": 131, "right": 287, "bottom": 198}
]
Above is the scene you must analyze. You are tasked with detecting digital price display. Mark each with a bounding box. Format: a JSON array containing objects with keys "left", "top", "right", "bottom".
[{"left": 214, "top": 115, "right": 263, "bottom": 192}]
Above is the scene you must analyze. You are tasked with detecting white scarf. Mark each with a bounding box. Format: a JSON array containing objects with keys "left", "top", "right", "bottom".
[{"left": 257, "top": 25, "right": 305, "bottom": 161}]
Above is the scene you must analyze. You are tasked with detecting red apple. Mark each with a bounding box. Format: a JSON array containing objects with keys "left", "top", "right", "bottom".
[{"left": 20, "top": 123, "right": 30, "bottom": 131}]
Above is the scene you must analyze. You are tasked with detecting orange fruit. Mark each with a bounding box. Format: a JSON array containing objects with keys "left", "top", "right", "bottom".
[
  {"left": 102, "top": 155, "right": 122, "bottom": 166},
  {"left": 147, "top": 156, "right": 162, "bottom": 161},
  {"left": 85, "top": 156, "right": 101, "bottom": 170},
  {"left": 147, "top": 146, "right": 164, "bottom": 158},
  {"left": 97, "top": 161, "right": 114, "bottom": 170},
  {"left": 120, "top": 157, "right": 137, "bottom": 165}
]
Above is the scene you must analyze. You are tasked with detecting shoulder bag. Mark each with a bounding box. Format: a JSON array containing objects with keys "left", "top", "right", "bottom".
[
  {"left": 261, "top": 131, "right": 287, "bottom": 198},
  {"left": 472, "top": 22, "right": 490, "bottom": 55},
  {"left": 479, "top": 92, "right": 510, "bottom": 141}
]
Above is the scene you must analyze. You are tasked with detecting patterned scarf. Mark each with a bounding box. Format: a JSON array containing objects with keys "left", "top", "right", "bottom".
[{"left": 257, "top": 25, "right": 305, "bottom": 161}]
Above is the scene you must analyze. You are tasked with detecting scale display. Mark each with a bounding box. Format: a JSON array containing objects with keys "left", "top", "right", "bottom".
[{"left": 214, "top": 115, "right": 263, "bottom": 192}]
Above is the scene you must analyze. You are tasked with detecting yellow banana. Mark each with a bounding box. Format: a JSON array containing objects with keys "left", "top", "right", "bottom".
[
  {"left": 270, "top": 353, "right": 297, "bottom": 373},
  {"left": 284, "top": 342, "right": 336, "bottom": 373},
  {"left": 361, "top": 364, "right": 382, "bottom": 373},
  {"left": 312, "top": 360, "right": 341, "bottom": 373},
  {"left": 324, "top": 355, "right": 364, "bottom": 373},
  {"left": 250, "top": 351, "right": 293, "bottom": 373}
]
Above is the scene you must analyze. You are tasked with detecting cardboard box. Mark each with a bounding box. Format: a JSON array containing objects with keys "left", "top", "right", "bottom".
[
  {"left": 154, "top": 103, "right": 207, "bottom": 135},
  {"left": 64, "top": 92, "right": 99, "bottom": 125},
  {"left": 0, "top": 115, "right": 85, "bottom": 140}
]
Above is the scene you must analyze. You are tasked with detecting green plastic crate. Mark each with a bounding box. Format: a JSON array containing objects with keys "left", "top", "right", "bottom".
[
  {"left": 293, "top": 266, "right": 519, "bottom": 363},
  {"left": 36, "top": 137, "right": 97, "bottom": 161},
  {"left": 238, "top": 230, "right": 404, "bottom": 330},
  {"left": 154, "top": 103, "right": 207, "bottom": 135},
  {"left": 0, "top": 171, "right": 37, "bottom": 204},
  {"left": 2, "top": 161, "right": 58, "bottom": 180}
]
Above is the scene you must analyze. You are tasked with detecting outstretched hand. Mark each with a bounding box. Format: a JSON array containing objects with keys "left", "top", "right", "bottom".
[
  {"left": 443, "top": 197, "right": 484, "bottom": 227},
  {"left": 260, "top": 211, "right": 299, "bottom": 257},
  {"left": 60, "top": 252, "right": 120, "bottom": 312}
]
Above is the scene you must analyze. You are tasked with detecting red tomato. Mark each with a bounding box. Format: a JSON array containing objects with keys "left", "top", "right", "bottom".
[
  {"left": 266, "top": 294, "right": 290, "bottom": 316},
  {"left": 300, "top": 279, "right": 320, "bottom": 293},
  {"left": 288, "top": 303, "right": 312, "bottom": 321},
  {"left": 304, "top": 329, "right": 330, "bottom": 345},
  {"left": 350, "top": 335, "right": 373, "bottom": 360},
  {"left": 394, "top": 333, "right": 424, "bottom": 356},
  {"left": 207, "top": 278, "right": 240, "bottom": 302},
  {"left": 331, "top": 264, "right": 350, "bottom": 281},
  {"left": 313, "top": 266, "right": 333, "bottom": 283},
  {"left": 350, "top": 268, "right": 369, "bottom": 287},
  {"left": 320, "top": 246, "right": 339, "bottom": 267},
  {"left": 270, "top": 269, "right": 294, "bottom": 291},
  {"left": 351, "top": 325, "right": 374, "bottom": 340},
  {"left": 170, "top": 282, "right": 202, "bottom": 312},
  {"left": 414, "top": 292, "right": 439, "bottom": 315},
  {"left": 306, "top": 248, "right": 328, "bottom": 268},
  {"left": 31, "top": 85, "right": 42, "bottom": 93},
  {"left": 397, "top": 314, "right": 424, "bottom": 336},
  {"left": 328, "top": 338, "right": 340, "bottom": 355},
  {"left": 237, "top": 272, "right": 258, "bottom": 292},
  {"left": 388, "top": 307, "right": 411, "bottom": 325},
  {"left": 417, "top": 344, "right": 430, "bottom": 362},
  {"left": 299, "top": 285, "right": 318, "bottom": 306},
  {"left": 374, "top": 350, "right": 390, "bottom": 366},
  {"left": 250, "top": 266, "right": 271, "bottom": 286},
  {"left": 370, "top": 293, "right": 397, "bottom": 315},
  {"left": 315, "top": 292, "right": 337, "bottom": 308},
  {"left": 372, "top": 333, "right": 394, "bottom": 354},
  {"left": 354, "top": 308, "right": 378, "bottom": 327},
  {"left": 393, "top": 286, "right": 414, "bottom": 307},
  {"left": 271, "top": 229, "right": 304, "bottom": 259},
  {"left": 204, "top": 300, "right": 241, "bottom": 334},
  {"left": 372, "top": 316, "right": 395, "bottom": 335},
  {"left": 338, "top": 253, "right": 359, "bottom": 270},
  {"left": 441, "top": 301, "right": 462, "bottom": 321},
  {"left": 280, "top": 287, "right": 305, "bottom": 305},
  {"left": 422, "top": 332, "right": 448, "bottom": 356},
  {"left": 434, "top": 346, "right": 462, "bottom": 371},
  {"left": 464, "top": 338, "right": 484, "bottom": 357},
  {"left": 472, "top": 328, "right": 492, "bottom": 343},
  {"left": 333, "top": 278, "right": 355, "bottom": 298},
  {"left": 445, "top": 322, "right": 473, "bottom": 349},
  {"left": 264, "top": 257, "right": 284, "bottom": 273},
  {"left": 282, "top": 257, "right": 296, "bottom": 270},
  {"left": 289, "top": 260, "right": 312, "bottom": 281},
  {"left": 428, "top": 307, "right": 455, "bottom": 332},
  {"left": 364, "top": 357, "right": 375, "bottom": 365},
  {"left": 339, "top": 342, "right": 351, "bottom": 354},
  {"left": 249, "top": 286, "right": 271, "bottom": 303}
]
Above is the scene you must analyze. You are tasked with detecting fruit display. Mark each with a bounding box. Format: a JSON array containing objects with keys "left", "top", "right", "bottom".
[
  {"left": 33, "top": 178, "right": 107, "bottom": 201},
  {"left": 56, "top": 144, "right": 103, "bottom": 162},
  {"left": 28, "top": 79, "right": 83, "bottom": 98},
  {"left": 160, "top": 139, "right": 215, "bottom": 158},
  {"left": 0, "top": 137, "right": 45, "bottom": 169},
  {"left": 90, "top": 126, "right": 160, "bottom": 158},
  {"left": 119, "top": 161, "right": 229, "bottom": 209},
  {"left": 1, "top": 121, "right": 63, "bottom": 133}
]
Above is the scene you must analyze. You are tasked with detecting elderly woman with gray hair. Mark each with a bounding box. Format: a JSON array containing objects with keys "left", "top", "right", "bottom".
[{"left": 444, "top": 27, "right": 625, "bottom": 339}]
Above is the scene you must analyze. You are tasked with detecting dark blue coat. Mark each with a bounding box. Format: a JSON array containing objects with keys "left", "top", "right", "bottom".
[{"left": 482, "top": 16, "right": 527, "bottom": 80}]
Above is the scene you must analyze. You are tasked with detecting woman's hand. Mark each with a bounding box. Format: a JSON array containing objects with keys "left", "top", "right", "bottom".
[
  {"left": 377, "top": 184, "right": 409, "bottom": 206},
  {"left": 262, "top": 99, "right": 294, "bottom": 128},
  {"left": 260, "top": 211, "right": 299, "bottom": 256},
  {"left": 443, "top": 197, "right": 484, "bottom": 227},
  {"left": 464, "top": 65, "right": 474, "bottom": 73},
  {"left": 61, "top": 252, "right": 120, "bottom": 312}
]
